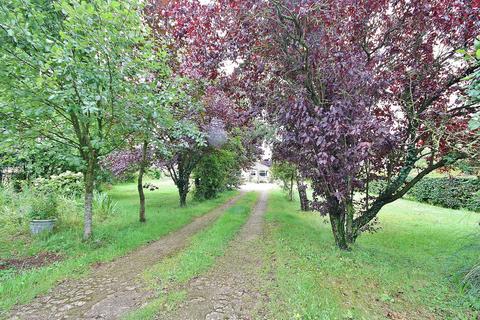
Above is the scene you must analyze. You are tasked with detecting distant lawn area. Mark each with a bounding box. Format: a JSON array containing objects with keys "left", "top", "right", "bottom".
[
  {"left": 0, "top": 179, "right": 238, "bottom": 313},
  {"left": 264, "top": 191, "right": 480, "bottom": 319}
]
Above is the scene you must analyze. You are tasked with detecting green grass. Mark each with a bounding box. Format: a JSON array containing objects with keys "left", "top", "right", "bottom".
[
  {"left": 124, "top": 192, "right": 259, "bottom": 320},
  {"left": 0, "top": 180, "right": 238, "bottom": 314},
  {"left": 264, "top": 191, "right": 480, "bottom": 320}
]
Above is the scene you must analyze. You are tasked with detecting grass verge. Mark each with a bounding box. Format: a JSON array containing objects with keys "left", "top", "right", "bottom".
[
  {"left": 264, "top": 191, "right": 480, "bottom": 319},
  {"left": 0, "top": 180, "right": 238, "bottom": 315},
  {"left": 124, "top": 192, "right": 259, "bottom": 320}
]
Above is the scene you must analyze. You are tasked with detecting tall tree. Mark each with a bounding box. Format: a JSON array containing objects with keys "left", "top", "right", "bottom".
[
  {"left": 267, "top": 0, "right": 480, "bottom": 249},
  {"left": 0, "top": 0, "right": 169, "bottom": 239},
  {"left": 147, "top": 0, "right": 267, "bottom": 207},
  {"left": 153, "top": 0, "right": 480, "bottom": 249}
]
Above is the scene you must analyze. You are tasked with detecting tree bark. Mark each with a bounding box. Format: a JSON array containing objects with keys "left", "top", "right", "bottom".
[
  {"left": 327, "top": 196, "right": 349, "bottom": 250},
  {"left": 83, "top": 157, "right": 95, "bottom": 240},
  {"left": 137, "top": 140, "right": 148, "bottom": 223},
  {"left": 345, "top": 200, "right": 354, "bottom": 243},
  {"left": 179, "top": 181, "right": 188, "bottom": 207},
  {"left": 296, "top": 177, "right": 309, "bottom": 211},
  {"left": 329, "top": 212, "right": 349, "bottom": 250},
  {"left": 288, "top": 175, "right": 294, "bottom": 201},
  {"left": 167, "top": 152, "right": 200, "bottom": 208}
]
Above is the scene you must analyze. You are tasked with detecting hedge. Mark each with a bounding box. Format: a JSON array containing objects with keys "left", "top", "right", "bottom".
[{"left": 370, "top": 177, "right": 480, "bottom": 212}]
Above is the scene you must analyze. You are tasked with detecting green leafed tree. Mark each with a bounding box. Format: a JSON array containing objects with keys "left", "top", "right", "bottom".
[
  {"left": 0, "top": 0, "right": 170, "bottom": 239},
  {"left": 461, "top": 36, "right": 480, "bottom": 177},
  {"left": 271, "top": 161, "right": 309, "bottom": 211},
  {"left": 467, "top": 37, "right": 480, "bottom": 131},
  {"left": 193, "top": 136, "right": 247, "bottom": 201}
]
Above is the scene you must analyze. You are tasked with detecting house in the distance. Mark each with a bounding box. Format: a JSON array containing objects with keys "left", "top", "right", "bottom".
[{"left": 242, "top": 159, "right": 272, "bottom": 183}]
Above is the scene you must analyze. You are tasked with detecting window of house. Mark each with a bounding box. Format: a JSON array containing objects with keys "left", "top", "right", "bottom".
[
  {"left": 250, "top": 171, "right": 256, "bottom": 176},
  {"left": 259, "top": 170, "right": 267, "bottom": 177}
]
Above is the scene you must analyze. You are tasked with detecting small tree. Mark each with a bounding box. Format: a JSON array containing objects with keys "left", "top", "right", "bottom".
[
  {"left": 271, "top": 161, "right": 297, "bottom": 201},
  {"left": 271, "top": 161, "right": 309, "bottom": 211},
  {"left": 0, "top": 0, "right": 168, "bottom": 239}
]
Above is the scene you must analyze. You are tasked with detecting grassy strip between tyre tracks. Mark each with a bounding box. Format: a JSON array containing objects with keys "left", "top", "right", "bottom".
[{"left": 124, "top": 192, "right": 259, "bottom": 320}]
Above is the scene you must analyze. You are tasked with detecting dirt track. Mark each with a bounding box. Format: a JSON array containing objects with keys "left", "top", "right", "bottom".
[
  {"left": 155, "top": 191, "right": 270, "bottom": 320},
  {"left": 7, "top": 193, "right": 246, "bottom": 320}
]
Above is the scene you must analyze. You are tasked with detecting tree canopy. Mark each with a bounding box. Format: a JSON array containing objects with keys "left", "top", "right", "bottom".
[
  {"left": 0, "top": 0, "right": 172, "bottom": 238},
  {"left": 154, "top": 0, "right": 480, "bottom": 249}
]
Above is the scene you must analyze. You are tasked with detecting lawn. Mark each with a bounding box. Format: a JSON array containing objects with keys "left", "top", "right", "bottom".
[
  {"left": 0, "top": 179, "right": 238, "bottom": 314},
  {"left": 264, "top": 191, "right": 480, "bottom": 320},
  {"left": 2, "top": 183, "right": 479, "bottom": 319}
]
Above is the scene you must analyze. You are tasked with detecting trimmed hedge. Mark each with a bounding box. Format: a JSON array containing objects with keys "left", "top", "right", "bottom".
[
  {"left": 407, "top": 177, "right": 480, "bottom": 212},
  {"left": 371, "top": 177, "right": 480, "bottom": 212}
]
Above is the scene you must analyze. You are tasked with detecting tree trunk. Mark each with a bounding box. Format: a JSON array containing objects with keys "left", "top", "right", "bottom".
[
  {"left": 288, "top": 176, "right": 294, "bottom": 201},
  {"left": 327, "top": 197, "right": 349, "bottom": 250},
  {"left": 137, "top": 140, "right": 148, "bottom": 223},
  {"left": 345, "top": 200, "right": 354, "bottom": 243},
  {"left": 83, "top": 158, "right": 95, "bottom": 240},
  {"left": 179, "top": 182, "right": 188, "bottom": 207},
  {"left": 296, "top": 177, "right": 309, "bottom": 211}
]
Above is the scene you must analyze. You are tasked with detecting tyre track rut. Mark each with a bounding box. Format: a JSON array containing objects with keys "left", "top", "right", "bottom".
[
  {"left": 8, "top": 192, "right": 246, "bottom": 320},
  {"left": 155, "top": 191, "right": 270, "bottom": 320}
]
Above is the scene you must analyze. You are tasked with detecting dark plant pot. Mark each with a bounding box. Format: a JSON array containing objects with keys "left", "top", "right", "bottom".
[{"left": 29, "top": 219, "right": 56, "bottom": 235}]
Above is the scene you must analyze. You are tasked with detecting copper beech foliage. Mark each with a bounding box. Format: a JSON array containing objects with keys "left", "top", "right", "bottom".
[{"left": 149, "top": 0, "right": 480, "bottom": 248}]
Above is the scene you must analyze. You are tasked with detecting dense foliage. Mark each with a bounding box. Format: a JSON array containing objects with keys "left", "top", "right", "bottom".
[
  {"left": 193, "top": 149, "right": 237, "bottom": 200},
  {"left": 0, "top": 142, "right": 81, "bottom": 184},
  {"left": 155, "top": 0, "right": 480, "bottom": 249},
  {"left": 32, "top": 171, "right": 84, "bottom": 198},
  {"left": 408, "top": 177, "right": 480, "bottom": 212},
  {"left": 371, "top": 176, "right": 480, "bottom": 212},
  {"left": 0, "top": 0, "right": 172, "bottom": 238},
  {"left": 193, "top": 136, "right": 250, "bottom": 200}
]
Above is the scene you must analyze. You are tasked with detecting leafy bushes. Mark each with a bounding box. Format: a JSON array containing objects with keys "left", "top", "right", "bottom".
[
  {"left": 193, "top": 149, "right": 240, "bottom": 200},
  {"left": 0, "top": 185, "right": 29, "bottom": 234},
  {"left": 0, "top": 186, "right": 82, "bottom": 236},
  {"left": 32, "top": 171, "right": 84, "bottom": 197},
  {"left": 0, "top": 172, "right": 118, "bottom": 238},
  {"left": 371, "top": 177, "right": 480, "bottom": 212},
  {"left": 407, "top": 177, "right": 480, "bottom": 212}
]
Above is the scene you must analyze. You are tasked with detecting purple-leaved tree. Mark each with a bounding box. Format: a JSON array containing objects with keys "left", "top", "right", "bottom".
[{"left": 151, "top": 0, "right": 480, "bottom": 249}]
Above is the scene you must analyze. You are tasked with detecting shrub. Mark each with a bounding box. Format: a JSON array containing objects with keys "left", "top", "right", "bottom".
[
  {"left": 407, "top": 177, "right": 480, "bottom": 212},
  {"left": 0, "top": 185, "right": 29, "bottom": 233},
  {"left": 32, "top": 171, "right": 84, "bottom": 197},
  {"left": 370, "top": 177, "right": 480, "bottom": 212},
  {"left": 193, "top": 149, "right": 239, "bottom": 200},
  {"left": 1, "top": 185, "right": 84, "bottom": 237},
  {"left": 28, "top": 194, "right": 58, "bottom": 220}
]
